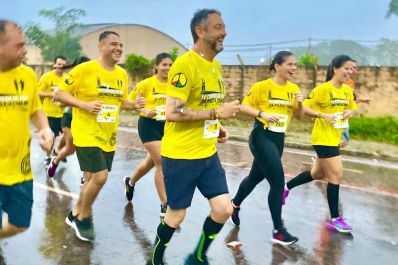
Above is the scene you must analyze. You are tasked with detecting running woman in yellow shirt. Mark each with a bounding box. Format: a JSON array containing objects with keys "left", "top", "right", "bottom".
[
  {"left": 230, "top": 51, "right": 303, "bottom": 245},
  {"left": 123, "top": 53, "right": 173, "bottom": 217},
  {"left": 0, "top": 20, "right": 53, "bottom": 239},
  {"left": 283, "top": 55, "right": 357, "bottom": 233},
  {"left": 38, "top": 55, "right": 67, "bottom": 167},
  {"left": 56, "top": 31, "right": 145, "bottom": 241},
  {"left": 146, "top": 9, "right": 240, "bottom": 265}
]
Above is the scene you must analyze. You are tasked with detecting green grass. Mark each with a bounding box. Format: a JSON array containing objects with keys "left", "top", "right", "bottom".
[{"left": 349, "top": 116, "right": 398, "bottom": 145}]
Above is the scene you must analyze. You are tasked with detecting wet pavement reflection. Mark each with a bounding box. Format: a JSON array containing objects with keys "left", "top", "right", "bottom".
[{"left": 1, "top": 128, "right": 397, "bottom": 265}]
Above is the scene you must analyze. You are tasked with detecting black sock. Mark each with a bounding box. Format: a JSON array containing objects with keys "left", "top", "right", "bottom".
[
  {"left": 194, "top": 216, "right": 224, "bottom": 262},
  {"left": 327, "top": 183, "right": 340, "bottom": 218},
  {"left": 149, "top": 220, "right": 176, "bottom": 265},
  {"left": 286, "top": 171, "right": 313, "bottom": 190}
]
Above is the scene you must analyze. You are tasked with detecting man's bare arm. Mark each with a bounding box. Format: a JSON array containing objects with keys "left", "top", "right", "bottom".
[{"left": 165, "top": 96, "right": 240, "bottom": 122}]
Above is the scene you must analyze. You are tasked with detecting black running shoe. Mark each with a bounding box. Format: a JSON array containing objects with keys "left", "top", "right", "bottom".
[
  {"left": 272, "top": 227, "right": 298, "bottom": 245},
  {"left": 230, "top": 201, "right": 241, "bottom": 227},
  {"left": 123, "top": 176, "right": 135, "bottom": 201},
  {"left": 160, "top": 203, "right": 167, "bottom": 217}
]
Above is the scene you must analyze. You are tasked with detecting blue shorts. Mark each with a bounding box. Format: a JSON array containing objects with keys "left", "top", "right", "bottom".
[
  {"left": 0, "top": 180, "right": 33, "bottom": 228},
  {"left": 162, "top": 153, "right": 228, "bottom": 209}
]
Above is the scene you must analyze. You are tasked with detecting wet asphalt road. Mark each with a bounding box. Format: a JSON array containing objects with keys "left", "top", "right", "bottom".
[{"left": 1, "top": 128, "right": 398, "bottom": 265}]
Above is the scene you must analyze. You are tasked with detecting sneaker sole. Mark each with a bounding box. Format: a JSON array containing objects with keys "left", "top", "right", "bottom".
[
  {"left": 229, "top": 216, "right": 240, "bottom": 227},
  {"left": 272, "top": 237, "right": 298, "bottom": 246},
  {"left": 326, "top": 223, "right": 352, "bottom": 233},
  {"left": 71, "top": 221, "right": 92, "bottom": 242},
  {"left": 65, "top": 215, "right": 74, "bottom": 228}
]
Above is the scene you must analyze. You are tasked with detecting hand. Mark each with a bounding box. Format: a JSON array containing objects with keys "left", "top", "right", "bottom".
[
  {"left": 321, "top": 113, "right": 336, "bottom": 125},
  {"left": 358, "top": 97, "right": 371, "bottom": 104},
  {"left": 217, "top": 125, "right": 229, "bottom": 143},
  {"left": 83, "top": 101, "right": 102, "bottom": 114},
  {"left": 134, "top": 92, "right": 146, "bottom": 109},
  {"left": 217, "top": 100, "right": 240, "bottom": 119},
  {"left": 142, "top": 108, "right": 156, "bottom": 118},
  {"left": 295, "top": 91, "right": 303, "bottom": 104},
  {"left": 260, "top": 112, "right": 280, "bottom": 123},
  {"left": 343, "top": 109, "right": 354, "bottom": 119},
  {"left": 36, "top": 127, "right": 54, "bottom": 153}
]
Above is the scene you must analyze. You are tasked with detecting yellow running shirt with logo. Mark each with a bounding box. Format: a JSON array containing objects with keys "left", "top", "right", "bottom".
[
  {"left": 161, "top": 50, "right": 225, "bottom": 159},
  {"left": 243, "top": 78, "right": 300, "bottom": 132},
  {"left": 0, "top": 65, "right": 42, "bottom": 185},
  {"left": 59, "top": 60, "right": 128, "bottom": 152},
  {"left": 128, "top": 75, "right": 167, "bottom": 120},
  {"left": 304, "top": 81, "right": 357, "bottom": 146},
  {"left": 38, "top": 70, "right": 65, "bottom": 118}
]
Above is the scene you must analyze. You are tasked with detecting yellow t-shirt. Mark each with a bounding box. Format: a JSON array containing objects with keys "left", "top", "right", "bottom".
[
  {"left": 128, "top": 75, "right": 167, "bottom": 120},
  {"left": 243, "top": 78, "right": 300, "bottom": 132},
  {"left": 38, "top": 70, "right": 65, "bottom": 118},
  {"left": 0, "top": 65, "right": 42, "bottom": 185},
  {"left": 304, "top": 81, "right": 358, "bottom": 146},
  {"left": 161, "top": 50, "right": 225, "bottom": 159},
  {"left": 59, "top": 60, "right": 128, "bottom": 152}
]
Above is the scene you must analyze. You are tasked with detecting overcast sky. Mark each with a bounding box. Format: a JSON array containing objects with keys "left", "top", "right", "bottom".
[{"left": 1, "top": 0, "right": 397, "bottom": 64}]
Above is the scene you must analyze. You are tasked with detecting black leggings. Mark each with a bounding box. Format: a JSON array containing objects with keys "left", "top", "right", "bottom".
[{"left": 233, "top": 124, "right": 285, "bottom": 229}]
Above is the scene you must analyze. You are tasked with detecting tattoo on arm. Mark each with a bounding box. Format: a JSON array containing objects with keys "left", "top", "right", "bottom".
[{"left": 168, "top": 97, "right": 208, "bottom": 121}]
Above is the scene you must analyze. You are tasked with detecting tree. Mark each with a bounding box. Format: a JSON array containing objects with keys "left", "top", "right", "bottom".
[
  {"left": 373, "top": 39, "right": 398, "bottom": 66},
  {"left": 125, "top": 53, "right": 154, "bottom": 81},
  {"left": 291, "top": 40, "right": 371, "bottom": 65},
  {"left": 168, "top": 47, "right": 179, "bottom": 61},
  {"left": 386, "top": 0, "right": 398, "bottom": 18},
  {"left": 298, "top": 52, "right": 319, "bottom": 69},
  {"left": 25, "top": 7, "right": 86, "bottom": 63}
]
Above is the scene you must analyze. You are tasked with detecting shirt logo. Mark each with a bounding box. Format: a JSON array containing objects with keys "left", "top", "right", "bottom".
[
  {"left": 171, "top": 73, "right": 187, "bottom": 88},
  {"left": 64, "top": 74, "right": 74, "bottom": 85}
]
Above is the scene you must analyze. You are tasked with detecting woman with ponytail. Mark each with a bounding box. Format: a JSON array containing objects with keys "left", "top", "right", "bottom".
[
  {"left": 282, "top": 55, "right": 357, "bottom": 233},
  {"left": 230, "top": 51, "right": 304, "bottom": 245}
]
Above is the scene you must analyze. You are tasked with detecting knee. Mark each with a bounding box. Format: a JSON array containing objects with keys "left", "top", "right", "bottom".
[
  {"left": 211, "top": 202, "right": 233, "bottom": 223},
  {"left": 165, "top": 209, "right": 186, "bottom": 227},
  {"left": 92, "top": 172, "right": 108, "bottom": 186},
  {"left": 329, "top": 173, "right": 343, "bottom": 184},
  {"left": 0, "top": 224, "right": 27, "bottom": 238}
]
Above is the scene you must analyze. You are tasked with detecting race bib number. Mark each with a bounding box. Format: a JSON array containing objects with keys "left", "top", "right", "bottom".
[
  {"left": 156, "top": 105, "right": 166, "bottom": 121},
  {"left": 334, "top": 112, "right": 349, "bottom": 129},
  {"left": 203, "top": 119, "right": 220, "bottom": 139},
  {"left": 267, "top": 114, "right": 288, "bottom": 133},
  {"left": 97, "top": 104, "right": 118, "bottom": 123}
]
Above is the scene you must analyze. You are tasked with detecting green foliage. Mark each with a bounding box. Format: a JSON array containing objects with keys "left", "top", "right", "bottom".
[
  {"left": 349, "top": 116, "right": 398, "bottom": 145},
  {"left": 25, "top": 7, "right": 86, "bottom": 63},
  {"left": 169, "top": 47, "right": 179, "bottom": 61},
  {"left": 298, "top": 52, "right": 319, "bottom": 68},
  {"left": 386, "top": 0, "right": 398, "bottom": 18},
  {"left": 125, "top": 53, "right": 154, "bottom": 80}
]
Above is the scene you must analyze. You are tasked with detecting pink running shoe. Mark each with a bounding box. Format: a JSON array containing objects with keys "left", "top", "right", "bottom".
[{"left": 326, "top": 217, "right": 352, "bottom": 233}]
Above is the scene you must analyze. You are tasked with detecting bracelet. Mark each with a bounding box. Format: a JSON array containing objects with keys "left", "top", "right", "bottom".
[{"left": 257, "top": 111, "right": 263, "bottom": 118}]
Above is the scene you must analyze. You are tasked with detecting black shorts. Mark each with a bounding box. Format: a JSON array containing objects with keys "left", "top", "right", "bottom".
[
  {"left": 138, "top": 116, "right": 165, "bottom": 143},
  {"left": 0, "top": 180, "right": 33, "bottom": 228},
  {"left": 75, "top": 147, "right": 115, "bottom": 173},
  {"left": 162, "top": 153, "right": 228, "bottom": 209},
  {"left": 48, "top": 117, "right": 62, "bottom": 136},
  {"left": 61, "top": 112, "right": 72, "bottom": 129},
  {"left": 313, "top": 145, "right": 340, "bottom": 158}
]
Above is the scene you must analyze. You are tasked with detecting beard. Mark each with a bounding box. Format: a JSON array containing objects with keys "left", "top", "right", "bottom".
[{"left": 206, "top": 37, "right": 224, "bottom": 53}]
